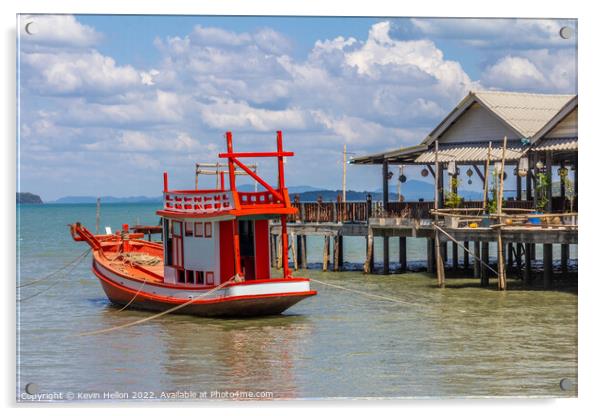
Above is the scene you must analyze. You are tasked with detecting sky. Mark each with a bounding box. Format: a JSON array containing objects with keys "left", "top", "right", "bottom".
[{"left": 17, "top": 15, "right": 577, "bottom": 201}]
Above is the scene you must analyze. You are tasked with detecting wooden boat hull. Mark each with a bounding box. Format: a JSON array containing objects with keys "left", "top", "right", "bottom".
[{"left": 92, "top": 256, "right": 316, "bottom": 318}]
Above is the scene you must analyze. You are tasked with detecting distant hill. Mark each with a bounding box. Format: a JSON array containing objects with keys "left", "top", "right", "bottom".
[
  {"left": 51, "top": 195, "right": 162, "bottom": 204},
  {"left": 17, "top": 192, "right": 43, "bottom": 204}
]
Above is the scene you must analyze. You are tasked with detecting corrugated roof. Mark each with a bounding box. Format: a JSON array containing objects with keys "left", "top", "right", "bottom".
[
  {"left": 414, "top": 141, "right": 526, "bottom": 163},
  {"left": 424, "top": 91, "right": 576, "bottom": 145},
  {"left": 474, "top": 91, "right": 575, "bottom": 138},
  {"left": 531, "top": 137, "right": 578, "bottom": 152},
  {"left": 350, "top": 144, "right": 427, "bottom": 164}
]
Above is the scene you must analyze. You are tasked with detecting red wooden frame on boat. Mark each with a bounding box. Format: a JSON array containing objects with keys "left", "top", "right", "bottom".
[{"left": 157, "top": 131, "right": 296, "bottom": 279}]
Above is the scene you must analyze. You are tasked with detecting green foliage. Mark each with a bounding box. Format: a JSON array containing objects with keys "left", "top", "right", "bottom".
[
  {"left": 535, "top": 172, "right": 550, "bottom": 212},
  {"left": 444, "top": 176, "right": 462, "bottom": 208},
  {"left": 562, "top": 175, "right": 575, "bottom": 212}
]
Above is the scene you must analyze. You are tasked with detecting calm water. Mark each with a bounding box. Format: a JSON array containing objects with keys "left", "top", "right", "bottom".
[{"left": 17, "top": 203, "right": 577, "bottom": 400}]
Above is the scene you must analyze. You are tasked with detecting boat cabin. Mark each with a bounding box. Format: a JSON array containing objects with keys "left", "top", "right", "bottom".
[{"left": 157, "top": 131, "right": 296, "bottom": 287}]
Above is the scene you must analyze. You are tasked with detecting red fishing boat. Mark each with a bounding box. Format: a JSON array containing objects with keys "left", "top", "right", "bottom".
[{"left": 70, "top": 131, "right": 316, "bottom": 317}]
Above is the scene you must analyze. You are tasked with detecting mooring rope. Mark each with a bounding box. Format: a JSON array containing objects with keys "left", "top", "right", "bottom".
[
  {"left": 18, "top": 250, "right": 91, "bottom": 302},
  {"left": 77, "top": 275, "right": 238, "bottom": 337},
  {"left": 116, "top": 278, "right": 148, "bottom": 312},
  {"left": 309, "top": 277, "right": 430, "bottom": 309},
  {"left": 17, "top": 249, "right": 92, "bottom": 288}
]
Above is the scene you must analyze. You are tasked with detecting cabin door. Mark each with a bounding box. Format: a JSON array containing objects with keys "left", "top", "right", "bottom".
[
  {"left": 239, "top": 220, "right": 256, "bottom": 280},
  {"left": 171, "top": 221, "right": 184, "bottom": 268}
]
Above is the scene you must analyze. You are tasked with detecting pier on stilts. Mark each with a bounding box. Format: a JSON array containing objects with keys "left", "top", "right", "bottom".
[{"left": 270, "top": 91, "right": 578, "bottom": 290}]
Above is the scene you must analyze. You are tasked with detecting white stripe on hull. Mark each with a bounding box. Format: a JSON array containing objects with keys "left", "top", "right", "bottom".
[{"left": 93, "top": 259, "right": 311, "bottom": 300}]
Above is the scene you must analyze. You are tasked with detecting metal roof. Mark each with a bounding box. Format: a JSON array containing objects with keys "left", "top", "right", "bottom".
[
  {"left": 531, "top": 137, "right": 578, "bottom": 152},
  {"left": 414, "top": 141, "right": 526, "bottom": 164},
  {"left": 423, "top": 91, "right": 576, "bottom": 145},
  {"left": 350, "top": 144, "right": 427, "bottom": 165}
]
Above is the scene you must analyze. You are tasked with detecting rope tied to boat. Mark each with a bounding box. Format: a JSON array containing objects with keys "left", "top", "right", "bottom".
[
  {"left": 18, "top": 249, "right": 92, "bottom": 302},
  {"left": 76, "top": 275, "right": 239, "bottom": 337}
]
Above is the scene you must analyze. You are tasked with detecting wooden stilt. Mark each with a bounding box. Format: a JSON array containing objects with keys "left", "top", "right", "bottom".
[
  {"left": 291, "top": 232, "right": 298, "bottom": 271},
  {"left": 481, "top": 241, "right": 489, "bottom": 287},
  {"left": 496, "top": 136, "right": 507, "bottom": 290},
  {"left": 277, "top": 234, "right": 283, "bottom": 270},
  {"left": 270, "top": 234, "right": 277, "bottom": 268},
  {"left": 333, "top": 235, "right": 340, "bottom": 272},
  {"left": 561, "top": 244, "right": 569, "bottom": 275},
  {"left": 364, "top": 232, "right": 374, "bottom": 274},
  {"left": 473, "top": 241, "right": 481, "bottom": 278},
  {"left": 516, "top": 243, "right": 523, "bottom": 272},
  {"left": 464, "top": 241, "right": 470, "bottom": 269},
  {"left": 383, "top": 236, "right": 390, "bottom": 275},
  {"left": 524, "top": 243, "right": 533, "bottom": 285},
  {"left": 338, "top": 235, "right": 344, "bottom": 270},
  {"left": 452, "top": 242, "right": 458, "bottom": 270},
  {"left": 296, "top": 234, "right": 303, "bottom": 269},
  {"left": 434, "top": 140, "right": 445, "bottom": 288},
  {"left": 507, "top": 242, "right": 514, "bottom": 271},
  {"left": 543, "top": 243, "right": 553, "bottom": 289},
  {"left": 399, "top": 237, "right": 407, "bottom": 272},
  {"left": 301, "top": 235, "right": 308, "bottom": 269},
  {"left": 323, "top": 236, "right": 330, "bottom": 272}
]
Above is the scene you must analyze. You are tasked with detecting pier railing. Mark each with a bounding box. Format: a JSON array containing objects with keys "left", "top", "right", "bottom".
[{"left": 288, "top": 199, "right": 550, "bottom": 223}]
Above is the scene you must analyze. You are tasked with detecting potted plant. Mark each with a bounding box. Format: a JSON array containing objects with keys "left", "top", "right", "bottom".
[
  {"left": 444, "top": 177, "right": 462, "bottom": 227},
  {"left": 530, "top": 172, "right": 550, "bottom": 225}
]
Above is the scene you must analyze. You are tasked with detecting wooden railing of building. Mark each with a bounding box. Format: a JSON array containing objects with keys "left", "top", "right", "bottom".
[{"left": 287, "top": 198, "right": 559, "bottom": 223}]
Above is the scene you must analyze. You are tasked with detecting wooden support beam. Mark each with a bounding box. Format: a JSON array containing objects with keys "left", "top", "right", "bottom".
[
  {"left": 523, "top": 243, "right": 533, "bottom": 285},
  {"left": 452, "top": 242, "right": 458, "bottom": 270},
  {"left": 561, "top": 244, "right": 569, "bottom": 275},
  {"left": 291, "top": 232, "right": 298, "bottom": 271},
  {"left": 301, "top": 235, "right": 308, "bottom": 269},
  {"left": 543, "top": 243, "right": 553, "bottom": 289},
  {"left": 399, "top": 237, "right": 407, "bottom": 272},
  {"left": 364, "top": 232, "right": 374, "bottom": 274},
  {"left": 427, "top": 238, "right": 434, "bottom": 274},
  {"left": 323, "top": 236, "right": 330, "bottom": 272},
  {"left": 507, "top": 242, "right": 514, "bottom": 271},
  {"left": 472, "top": 165, "right": 485, "bottom": 183},
  {"left": 296, "top": 234, "right": 303, "bottom": 269},
  {"left": 383, "top": 236, "right": 390, "bottom": 275},
  {"left": 464, "top": 241, "right": 470, "bottom": 269},
  {"left": 473, "top": 241, "right": 481, "bottom": 278},
  {"left": 338, "top": 235, "right": 344, "bottom": 269},
  {"left": 333, "top": 235, "right": 340, "bottom": 272},
  {"left": 481, "top": 241, "right": 489, "bottom": 287},
  {"left": 277, "top": 234, "right": 283, "bottom": 270}
]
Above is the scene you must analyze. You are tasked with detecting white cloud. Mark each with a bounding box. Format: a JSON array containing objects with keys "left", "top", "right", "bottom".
[
  {"left": 482, "top": 49, "right": 576, "bottom": 92},
  {"left": 19, "top": 15, "right": 101, "bottom": 48}
]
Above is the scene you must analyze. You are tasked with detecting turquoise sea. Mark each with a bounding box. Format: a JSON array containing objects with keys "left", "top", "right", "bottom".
[{"left": 17, "top": 203, "right": 577, "bottom": 400}]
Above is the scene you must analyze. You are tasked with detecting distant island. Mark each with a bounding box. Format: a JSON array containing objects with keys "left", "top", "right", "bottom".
[
  {"left": 47, "top": 180, "right": 485, "bottom": 204},
  {"left": 17, "top": 192, "right": 43, "bottom": 204}
]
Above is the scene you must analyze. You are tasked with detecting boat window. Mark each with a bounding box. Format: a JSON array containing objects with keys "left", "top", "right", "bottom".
[
  {"left": 195, "top": 271, "right": 204, "bottom": 285},
  {"left": 204, "top": 222, "right": 212, "bottom": 238},
  {"left": 206, "top": 272, "right": 214, "bottom": 285},
  {"left": 177, "top": 269, "right": 185, "bottom": 283},
  {"left": 194, "top": 222, "right": 203, "bottom": 237},
  {"left": 185, "top": 222, "right": 193, "bottom": 236},
  {"left": 239, "top": 220, "right": 255, "bottom": 257},
  {"left": 173, "top": 221, "right": 182, "bottom": 237},
  {"left": 186, "top": 269, "right": 194, "bottom": 284}
]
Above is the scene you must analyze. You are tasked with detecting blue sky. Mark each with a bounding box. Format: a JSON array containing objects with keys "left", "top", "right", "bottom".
[{"left": 17, "top": 15, "right": 577, "bottom": 200}]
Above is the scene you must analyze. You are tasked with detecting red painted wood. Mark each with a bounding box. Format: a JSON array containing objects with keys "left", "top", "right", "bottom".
[
  {"left": 219, "top": 220, "right": 235, "bottom": 283},
  {"left": 254, "top": 219, "right": 271, "bottom": 280}
]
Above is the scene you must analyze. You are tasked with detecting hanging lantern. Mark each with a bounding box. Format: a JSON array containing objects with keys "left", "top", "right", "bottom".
[
  {"left": 518, "top": 157, "right": 528, "bottom": 177},
  {"left": 387, "top": 171, "right": 394, "bottom": 180},
  {"left": 494, "top": 162, "right": 503, "bottom": 174},
  {"left": 559, "top": 167, "right": 569, "bottom": 178},
  {"left": 468, "top": 179, "right": 473, "bottom": 185},
  {"left": 421, "top": 168, "right": 429, "bottom": 177},
  {"left": 398, "top": 174, "right": 407, "bottom": 183},
  {"left": 503, "top": 172, "right": 508, "bottom": 180},
  {"left": 467, "top": 168, "right": 473, "bottom": 177},
  {"left": 447, "top": 161, "right": 457, "bottom": 176},
  {"left": 536, "top": 160, "right": 544, "bottom": 170}
]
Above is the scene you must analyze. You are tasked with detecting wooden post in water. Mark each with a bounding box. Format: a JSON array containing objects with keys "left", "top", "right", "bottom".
[
  {"left": 291, "top": 232, "right": 298, "bottom": 271},
  {"left": 473, "top": 241, "right": 481, "bottom": 278},
  {"left": 95, "top": 197, "right": 101, "bottom": 234},
  {"left": 296, "top": 234, "right": 303, "bottom": 269},
  {"left": 463, "top": 241, "right": 470, "bottom": 269},
  {"left": 496, "top": 137, "right": 507, "bottom": 290},
  {"left": 323, "top": 236, "right": 330, "bottom": 272},
  {"left": 277, "top": 234, "right": 283, "bottom": 270},
  {"left": 338, "top": 235, "right": 344, "bottom": 270},
  {"left": 399, "top": 237, "right": 407, "bottom": 272},
  {"left": 364, "top": 230, "right": 374, "bottom": 274},
  {"left": 543, "top": 244, "right": 553, "bottom": 289},
  {"left": 434, "top": 140, "right": 445, "bottom": 287},
  {"left": 270, "top": 234, "right": 277, "bottom": 268},
  {"left": 523, "top": 243, "right": 533, "bottom": 285},
  {"left": 452, "top": 242, "right": 459, "bottom": 270},
  {"left": 483, "top": 142, "right": 492, "bottom": 210},
  {"left": 382, "top": 160, "right": 390, "bottom": 275},
  {"left": 333, "top": 235, "right": 340, "bottom": 272},
  {"left": 481, "top": 241, "right": 489, "bottom": 287},
  {"left": 301, "top": 235, "right": 308, "bottom": 269},
  {"left": 561, "top": 244, "right": 569, "bottom": 275}
]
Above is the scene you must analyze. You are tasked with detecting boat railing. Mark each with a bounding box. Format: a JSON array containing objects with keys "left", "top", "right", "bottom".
[
  {"left": 238, "top": 190, "right": 281, "bottom": 206},
  {"left": 164, "top": 190, "right": 234, "bottom": 214}
]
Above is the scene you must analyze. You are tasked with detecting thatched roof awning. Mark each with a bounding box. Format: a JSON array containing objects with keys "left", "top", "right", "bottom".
[{"left": 414, "top": 141, "right": 527, "bottom": 164}]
